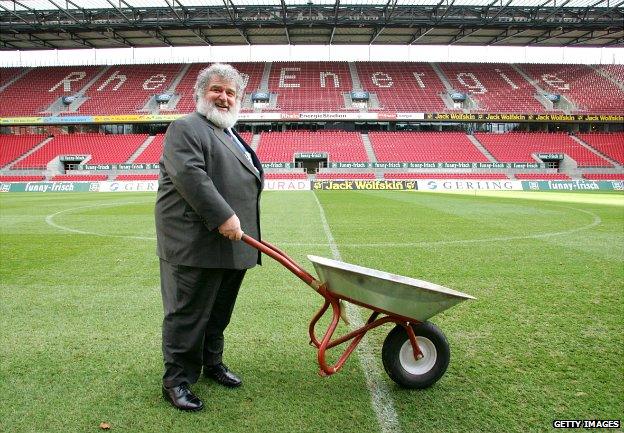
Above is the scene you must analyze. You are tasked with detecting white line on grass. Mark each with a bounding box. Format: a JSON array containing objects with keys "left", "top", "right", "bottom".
[
  {"left": 45, "top": 200, "right": 155, "bottom": 240},
  {"left": 45, "top": 201, "right": 602, "bottom": 252},
  {"left": 312, "top": 192, "right": 402, "bottom": 433},
  {"left": 280, "top": 205, "right": 602, "bottom": 248}
]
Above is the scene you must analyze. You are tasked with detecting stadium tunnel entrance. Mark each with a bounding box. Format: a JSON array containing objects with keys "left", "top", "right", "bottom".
[{"left": 294, "top": 153, "right": 327, "bottom": 174}]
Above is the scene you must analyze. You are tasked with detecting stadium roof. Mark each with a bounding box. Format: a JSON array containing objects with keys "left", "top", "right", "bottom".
[{"left": 0, "top": 0, "right": 622, "bottom": 50}]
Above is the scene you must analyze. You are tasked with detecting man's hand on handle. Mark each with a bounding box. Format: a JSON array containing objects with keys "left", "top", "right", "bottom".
[{"left": 218, "top": 214, "right": 243, "bottom": 240}]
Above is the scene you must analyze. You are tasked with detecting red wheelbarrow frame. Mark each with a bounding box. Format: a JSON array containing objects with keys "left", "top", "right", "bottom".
[{"left": 242, "top": 234, "right": 423, "bottom": 377}]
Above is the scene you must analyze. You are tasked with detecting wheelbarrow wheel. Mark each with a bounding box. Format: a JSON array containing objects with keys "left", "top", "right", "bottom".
[{"left": 381, "top": 322, "right": 450, "bottom": 389}]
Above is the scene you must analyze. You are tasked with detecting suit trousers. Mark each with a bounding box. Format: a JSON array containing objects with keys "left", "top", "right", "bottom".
[{"left": 159, "top": 258, "right": 246, "bottom": 388}]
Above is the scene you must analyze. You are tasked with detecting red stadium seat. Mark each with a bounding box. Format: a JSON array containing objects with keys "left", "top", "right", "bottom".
[
  {"left": 369, "top": 131, "right": 489, "bottom": 163},
  {"left": 576, "top": 132, "right": 624, "bottom": 164},
  {"left": 0, "top": 175, "right": 46, "bottom": 182},
  {"left": 51, "top": 174, "right": 108, "bottom": 181},
  {"left": 256, "top": 131, "right": 367, "bottom": 162},
  {"left": 520, "top": 64, "right": 624, "bottom": 114},
  {"left": 514, "top": 173, "right": 571, "bottom": 180},
  {"left": 316, "top": 172, "right": 375, "bottom": 179},
  {"left": 439, "top": 63, "right": 547, "bottom": 113},
  {"left": 115, "top": 174, "right": 159, "bottom": 180},
  {"left": 474, "top": 132, "right": 612, "bottom": 167},
  {"left": 15, "top": 133, "right": 149, "bottom": 169},
  {"left": 384, "top": 172, "right": 508, "bottom": 179},
  {"left": 0, "top": 134, "right": 47, "bottom": 167}
]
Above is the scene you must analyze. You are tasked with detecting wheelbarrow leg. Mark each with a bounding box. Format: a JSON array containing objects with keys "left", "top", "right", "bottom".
[{"left": 309, "top": 299, "right": 331, "bottom": 348}]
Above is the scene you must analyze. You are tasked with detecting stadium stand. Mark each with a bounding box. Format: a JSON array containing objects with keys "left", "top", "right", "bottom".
[
  {"left": 520, "top": 64, "right": 624, "bottom": 114},
  {"left": 268, "top": 62, "right": 353, "bottom": 111},
  {"left": 256, "top": 131, "right": 368, "bottom": 162},
  {"left": 0, "top": 66, "right": 102, "bottom": 116},
  {"left": 0, "top": 134, "right": 46, "bottom": 167},
  {"left": 166, "top": 63, "right": 208, "bottom": 113},
  {"left": 76, "top": 64, "right": 185, "bottom": 114},
  {"left": 0, "top": 67, "right": 25, "bottom": 87},
  {"left": 171, "top": 62, "right": 265, "bottom": 113},
  {"left": 316, "top": 172, "right": 376, "bottom": 179},
  {"left": 15, "top": 133, "right": 149, "bottom": 168},
  {"left": 1, "top": 63, "right": 622, "bottom": 184},
  {"left": 51, "top": 174, "right": 109, "bottom": 181},
  {"left": 264, "top": 173, "right": 308, "bottom": 180},
  {"left": 514, "top": 173, "right": 571, "bottom": 180},
  {"left": 1, "top": 63, "right": 623, "bottom": 115},
  {"left": 474, "top": 132, "right": 613, "bottom": 167},
  {"left": 115, "top": 174, "right": 159, "bottom": 180},
  {"left": 355, "top": 62, "right": 448, "bottom": 112},
  {"left": 0, "top": 175, "right": 46, "bottom": 182},
  {"left": 438, "top": 63, "right": 546, "bottom": 113},
  {"left": 133, "top": 134, "right": 165, "bottom": 164},
  {"left": 384, "top": 172, "right": 509, "bottom": 179},
  {"left": 582, "top": 173, "right": 624, "bottom": 180},
  {"left": 597, "top": 65, "right": 624, "bottom": 84},
  {"left": 576, "top": 132, "right": 624, "bottom": 164},
  {"left": 369, "top": 131, "right": 490, "bottom": 162}
]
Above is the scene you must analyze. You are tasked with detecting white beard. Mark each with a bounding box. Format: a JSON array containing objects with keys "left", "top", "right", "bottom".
[{"left": 197, "top": 98, "right": 240, "bottom": 129}]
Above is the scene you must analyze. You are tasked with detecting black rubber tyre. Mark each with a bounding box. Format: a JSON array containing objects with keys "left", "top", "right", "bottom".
[{"left": 381, "top": 322, "right": 450, "bottom": 389}]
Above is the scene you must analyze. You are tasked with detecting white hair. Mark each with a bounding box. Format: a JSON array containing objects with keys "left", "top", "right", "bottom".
[{"left": 193, "top": 63, "right": 246, "bottom": 104}]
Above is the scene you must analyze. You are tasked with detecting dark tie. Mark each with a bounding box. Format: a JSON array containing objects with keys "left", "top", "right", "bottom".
[{"left": 225, "top": 129, "right": 258, "bottom": 172}]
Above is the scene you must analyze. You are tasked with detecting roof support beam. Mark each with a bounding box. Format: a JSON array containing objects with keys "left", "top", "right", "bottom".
[
  {"left": 164, "top": 0, "right": 184, "bottom": 24},
  {"left": 449, "top": 0, "right": 514, "bottom": 44},
  {"left": 99, "top": 29, "right": 134, "bottom": 47},
  {"left": 370, "top": 26, "right": 384, "bottom": 44},
  {"left": 1, "top": 39, "right": 19, "bottom": 49},
  {"left": 191, "top": 29, "right": 212, "bottom": 46},
  {"left": 566, "top": 29, "right": 623, "bottom": 46},
  {"left": 409, "top": 27, "right": 433, "bottom": 44},
  {"left": 64, "top": 30, "right": 96, "bottom": 48},
  {"left": 12, "top": 0, "right": 43, "bottom": 24},
  {"left": 47, "top": 0, "right": 81, "bottom": 23},
  {"left": 449, "top": 27, "right": 480, "bottom": 44},
  {"left": 0, "top": 3, "right": 622, "bottom": 49},
  {"left": 539, "top": 0, "right": 572, "bottom": 23},
  {"left": 329, "top": 0, "right": 340, "bottom": 44},
  {"left": 433, "top": 0, "right": 456, "bottom": 24},
  {"left": 27, "top": 33, "right": 56, "bottom": 49},
  {"left": 489, "top": 28, "right": 527, "bottom": 44},
  {"left": 104, "top": 0, "right": 133, "bottom": 25},
  {"left": 596, "top": 0, "right": 624, "bottom": 19},
  {"left": 280, "top": 0, "right": 290, "bottom": 44},
  {"left": 0, "top": 2, "right": 35, "bottom": 28},
  {"left": 604, "top": 37, "right": 624, "bottom": 46},
  {"left": 222, "top": 0, "right": 251, "bottom": 44}
]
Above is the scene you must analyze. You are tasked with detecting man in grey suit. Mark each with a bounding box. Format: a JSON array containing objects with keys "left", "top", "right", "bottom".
[{"left": 155, "top": 63, "right": 263, "bottom": 411}]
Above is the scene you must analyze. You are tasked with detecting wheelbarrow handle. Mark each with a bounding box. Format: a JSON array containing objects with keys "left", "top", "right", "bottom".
[{"left": 241, "top": 234, "right": 321, "bottom": 290}]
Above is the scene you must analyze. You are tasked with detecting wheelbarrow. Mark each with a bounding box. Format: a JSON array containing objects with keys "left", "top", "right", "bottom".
[{"left": 242, "top": 234, "right": 475, "bottom": 389}]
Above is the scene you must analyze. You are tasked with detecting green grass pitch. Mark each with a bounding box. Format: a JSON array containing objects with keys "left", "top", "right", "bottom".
[{"left": 0, "top": 190, "right": 622, "bottom": 432}]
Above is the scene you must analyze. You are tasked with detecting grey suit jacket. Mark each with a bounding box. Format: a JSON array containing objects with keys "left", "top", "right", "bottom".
[{"left": 155, "top": 112, "right": 263, "bottom": 269}]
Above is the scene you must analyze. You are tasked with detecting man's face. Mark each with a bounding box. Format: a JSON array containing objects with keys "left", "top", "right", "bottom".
[
  {"left": 197, "top": 76, "right": 240, "bottom": 129},
  {"left": 204, "top": 77, "right": 238, "bottom": 113}
]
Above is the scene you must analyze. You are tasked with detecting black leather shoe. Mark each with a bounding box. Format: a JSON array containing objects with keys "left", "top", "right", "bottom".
[
  {"left": 204, "top": 363, "right": 242, "bottom": 388},
  {"left": 162, "top": 384, "right": 204, "bottom": 411}
]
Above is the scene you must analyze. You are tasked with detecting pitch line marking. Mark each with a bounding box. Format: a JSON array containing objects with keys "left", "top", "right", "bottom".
[
  {"left": 312, "top": 192, "right": 402, "bottom": 433},
  {"left": 280, "top": 205, "right": 602, "bottom": 248},
  {"left": 45, "top": 200, "right": 155, "bottom": 241},
  {"left": 45, "top": 201, "right": 601, "bottom": 252}
]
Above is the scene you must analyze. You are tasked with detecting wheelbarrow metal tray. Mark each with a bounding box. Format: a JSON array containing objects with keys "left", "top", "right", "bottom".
[{"left": 308, "top": 255, "right": 475, "bottom": 322}]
